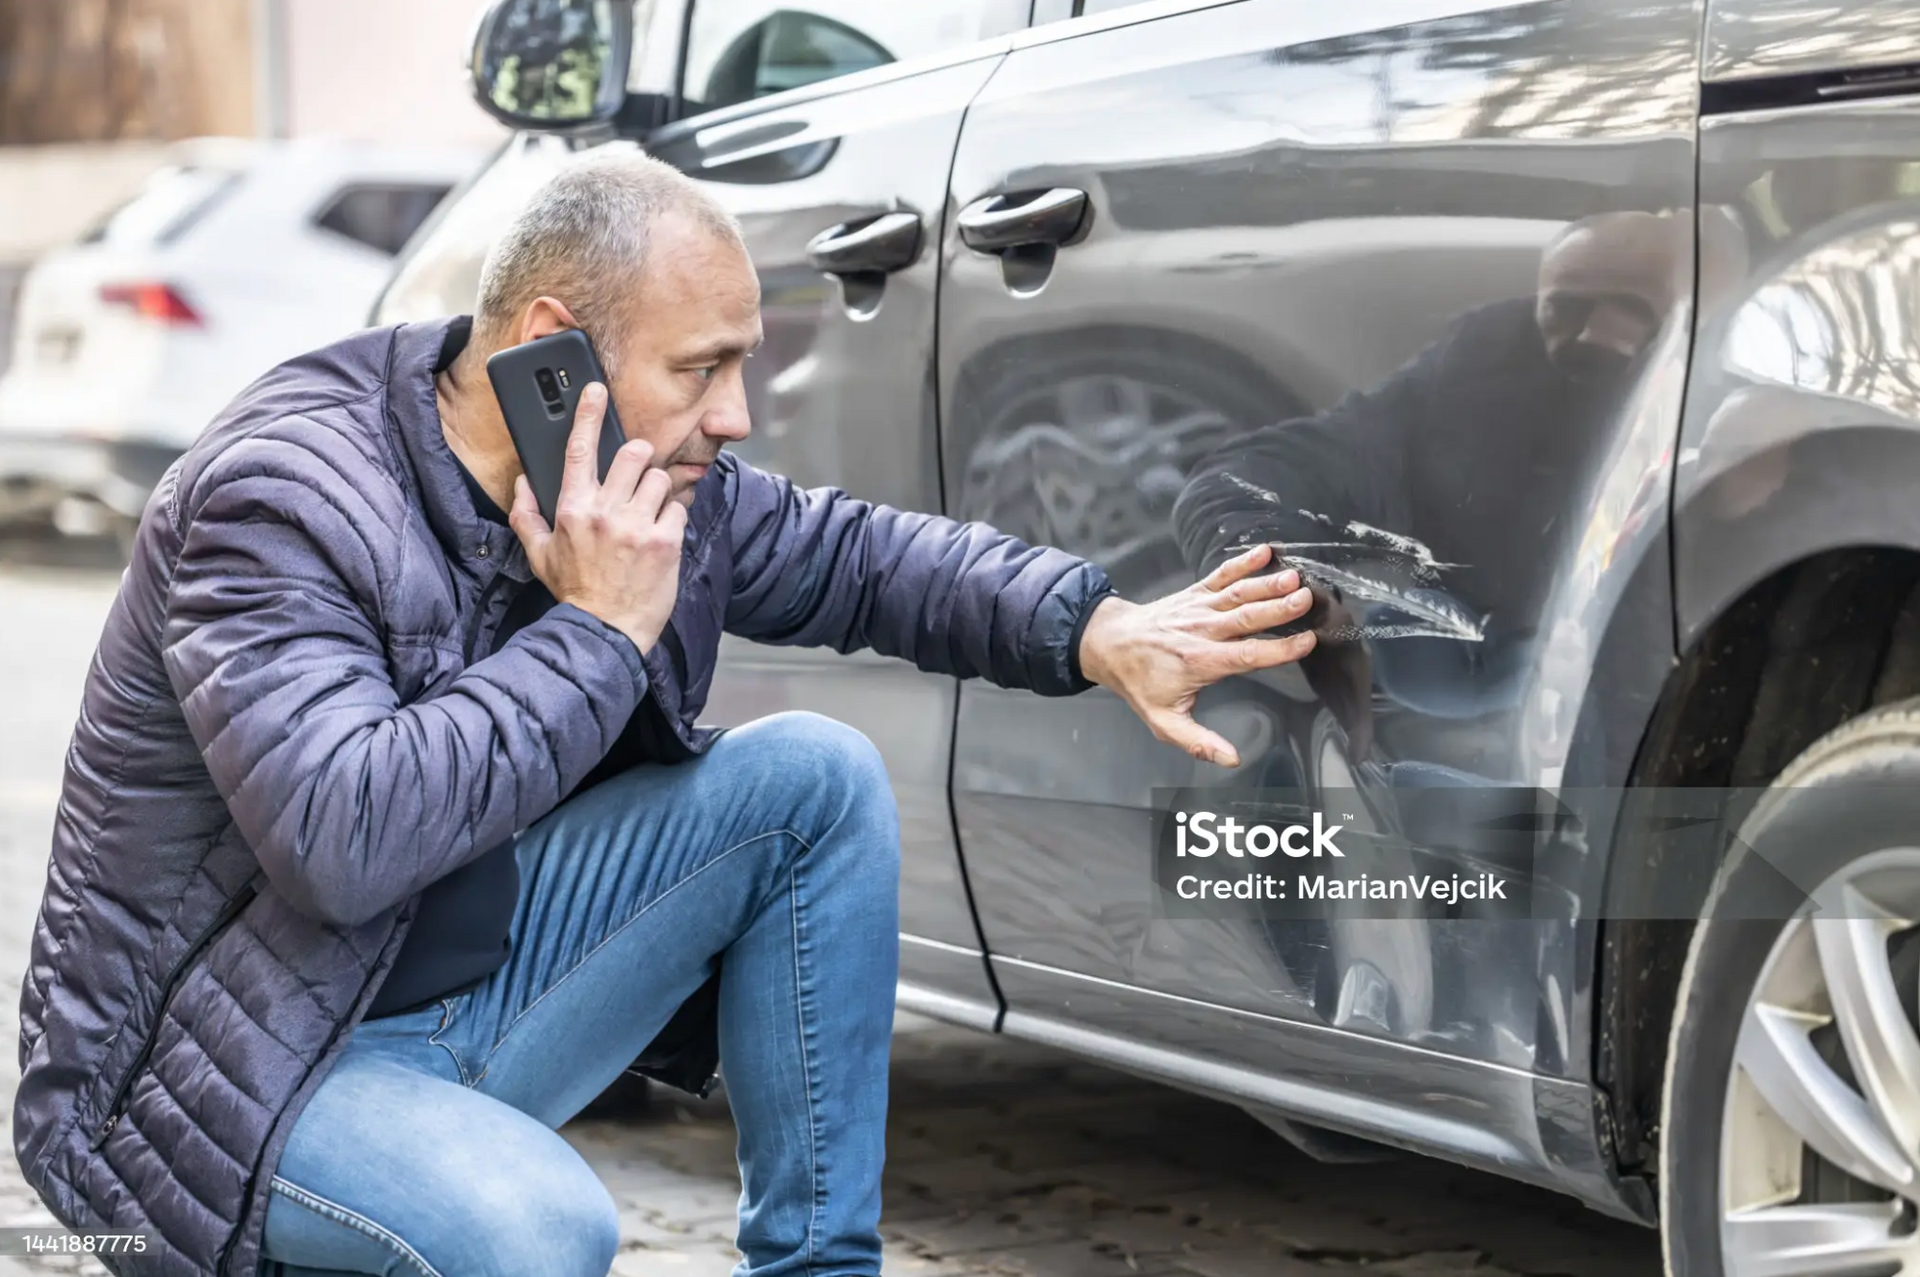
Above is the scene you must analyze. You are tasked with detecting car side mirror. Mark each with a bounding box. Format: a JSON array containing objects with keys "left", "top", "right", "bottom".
[{"left": 469, "top": 0, "right": 634, "bottom": 131}]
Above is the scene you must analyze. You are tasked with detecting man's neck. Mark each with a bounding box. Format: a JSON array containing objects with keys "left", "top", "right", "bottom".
[{"left": 436, "top": 346, "right": 521, "bottom": 514}]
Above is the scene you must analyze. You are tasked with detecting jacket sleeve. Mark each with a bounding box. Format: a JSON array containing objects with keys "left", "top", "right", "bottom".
[
  {"left": 162, "top": 435, "right": 648, "bottom": 928},
  {"left": 721, "top": 456, "right": 1113, "bottom": 696}
]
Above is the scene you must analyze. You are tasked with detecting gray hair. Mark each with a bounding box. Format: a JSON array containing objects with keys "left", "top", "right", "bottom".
[{"left": 473, "top": 148, "right": 743, "bottom": 365}]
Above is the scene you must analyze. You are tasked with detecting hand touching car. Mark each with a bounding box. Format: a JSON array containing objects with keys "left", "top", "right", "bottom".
[{"left": 1075, "top": 543, "right": 1318, "bottom": 767}]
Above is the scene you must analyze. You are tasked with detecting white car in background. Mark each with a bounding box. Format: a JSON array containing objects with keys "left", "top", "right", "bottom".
[{"left": 0, "top": 135, "right": 485, "bottom": 541}]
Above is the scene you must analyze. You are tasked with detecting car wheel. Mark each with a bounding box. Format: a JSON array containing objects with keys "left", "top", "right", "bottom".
[{"left": 1662, "top": 697, "right": 1920, "bottom": 1277}]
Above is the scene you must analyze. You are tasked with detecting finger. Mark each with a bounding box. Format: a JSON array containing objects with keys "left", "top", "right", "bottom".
[
  {"left": 558, "top": 382, "right": 609, "bottom": 503},
  {"left": 1216, "top": 585, "right": 1314, "bottom": 636},
  {"left": 507, "top": 473, "right": 551, "bottom": 550},
  {"left": 657, "top": 496, "right": 689, "bottom": 543},
  {"left": 629, "top": 465, "right": 673, "bottom": 521},
  {"left": 1210, "top": 567, "right": 1301, "bottom": 610},
  {"left": 1150, "top": 710, "right": 1240, "bottom": 769},
  {"left": 1207, "top": 630, "right": 1319, "bottom": 675},
  {"left": 660, "top": 485, "right": 691, "bottom": 530},
  {"left": 601, "top": 437, "right": 656, "bottom": 505},
  {"left": 1199, "top": 542, "right": 1275, "bottom": 593}
]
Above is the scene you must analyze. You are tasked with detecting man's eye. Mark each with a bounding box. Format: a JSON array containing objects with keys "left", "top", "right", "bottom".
[{"left": 692, "top": 366, "right": 716, "bottom": 382}]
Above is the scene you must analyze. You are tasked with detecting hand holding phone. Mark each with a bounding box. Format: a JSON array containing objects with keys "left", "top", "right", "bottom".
[
  {"left": 487, "top": 329, "right": 627, "bottom": 525},
  {"left": 505, "top": 382, "right": 684, "bottom": 656}
]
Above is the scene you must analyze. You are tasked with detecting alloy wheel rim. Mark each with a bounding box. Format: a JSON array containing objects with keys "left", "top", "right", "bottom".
[
  {"left": 959, "top": 371, "right": 1234, "bottom": 593},
  {"left": 1722, "top": 846, "right": 1920, "bottom": 1276}
]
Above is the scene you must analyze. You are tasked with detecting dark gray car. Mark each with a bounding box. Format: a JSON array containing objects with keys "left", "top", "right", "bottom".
[{"left": 376, "top": 2, "right": 1920, "bottom": 1272}]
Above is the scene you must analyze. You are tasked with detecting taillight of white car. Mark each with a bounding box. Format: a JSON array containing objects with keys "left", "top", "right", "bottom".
[{"left": 96, "top": 282, "right": 204, "bottom": 327}]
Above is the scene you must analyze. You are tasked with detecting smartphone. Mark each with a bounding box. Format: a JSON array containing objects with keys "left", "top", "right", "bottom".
[{"left": 485, "top": 329, "right": 627, "bottom": 526}]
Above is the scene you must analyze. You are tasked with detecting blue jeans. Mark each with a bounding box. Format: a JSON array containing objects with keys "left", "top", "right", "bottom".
[{"left": 257, "top": 712, "right": 902, "bottom": 1277}]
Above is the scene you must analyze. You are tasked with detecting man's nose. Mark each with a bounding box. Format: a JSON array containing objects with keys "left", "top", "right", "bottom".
[{"left": 704, "top": 372, "right": 753, "bottom": 442}]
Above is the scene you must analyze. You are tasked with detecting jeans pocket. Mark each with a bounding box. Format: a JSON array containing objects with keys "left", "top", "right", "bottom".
[
  {"left": 345, "top": 999, "right": 468, "bottom": 1090},
  {"left": 428, "top": 994, "right": 476, "bottom": 1086}
]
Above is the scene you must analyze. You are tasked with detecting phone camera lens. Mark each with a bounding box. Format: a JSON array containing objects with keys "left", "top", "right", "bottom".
[{"left": 533, "top": 368, "right": 566, "bottom": 416}]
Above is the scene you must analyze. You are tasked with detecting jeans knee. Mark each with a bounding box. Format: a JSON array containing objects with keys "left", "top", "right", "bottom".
[
  {"left": 754, "top": 710, "right": 881, "bottom": 769},
  {"left": 727, "top": 713, "right": 900, "bottom": 898},
  {"left": 744, "top": 712, "right": 896, "bottom": 818}
]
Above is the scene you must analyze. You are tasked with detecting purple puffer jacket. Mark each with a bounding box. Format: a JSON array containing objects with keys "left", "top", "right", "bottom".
[{"left": 13, "top": 316, "right": 1112, "bottom": 1276}]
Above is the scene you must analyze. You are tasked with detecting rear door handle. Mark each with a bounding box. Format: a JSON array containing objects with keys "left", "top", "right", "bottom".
[
  {"left": 806, "top": 211, "right": 922, "bottom": 276},
  {"left": 957, "top": 188, "right": 1089, "bottom": 253}
]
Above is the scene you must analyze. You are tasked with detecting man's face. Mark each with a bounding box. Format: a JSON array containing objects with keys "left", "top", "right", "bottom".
[
  {"left": 1534, "top": 212, "right": 1682, "bottom": 386},
  {"left": 602, "top": 212, "right": 763, "bottom": 506}
]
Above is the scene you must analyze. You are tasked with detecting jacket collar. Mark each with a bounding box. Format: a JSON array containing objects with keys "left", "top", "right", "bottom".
[{"left": 386, "top": 315, "right": 532, "bottom": 584}]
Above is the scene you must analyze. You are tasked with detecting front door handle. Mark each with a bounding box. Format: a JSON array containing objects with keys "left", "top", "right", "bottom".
[
  {"left": 957, "top": 188, "right": 1089, "bottom": 253},
  {"left": 806, "top": 211, "right": 922, "bottom": 276}
]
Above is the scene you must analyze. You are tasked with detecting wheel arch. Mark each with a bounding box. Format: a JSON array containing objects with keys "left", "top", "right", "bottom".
[
  {"left": 1593, "top": 171, "right": 1920, "bottom": 1179},
  {"left": 945, "top": 321, "right": 1314, "bottom": 429},
  {"left": 1677, "top": 420, "right": 1920, "bottom": 650},
  {"left": 1594, "top": 540, "right": 1920, "bottom": 1190}
]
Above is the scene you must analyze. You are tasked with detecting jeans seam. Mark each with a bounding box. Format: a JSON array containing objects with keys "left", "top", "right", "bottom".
[
  {"left": 474, "top": 827, "right": 811, "bottom": 1082},
  {"left": 269, "top": 1174, "right": 446, "bottom": 1277},
  {"left": 427, "top": 996, "right": 471, "bottom": 1087},
  {"left": 789, "top": 859, "right": 824, "bottom": 1275}
]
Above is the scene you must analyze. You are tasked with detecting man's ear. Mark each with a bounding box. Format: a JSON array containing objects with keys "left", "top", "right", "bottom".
[{"left": 516, "top": 296, "right": 582, "bottom": 346}]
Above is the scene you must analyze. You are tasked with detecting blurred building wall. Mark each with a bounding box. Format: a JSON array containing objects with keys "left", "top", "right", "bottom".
[
  {"left": 284, "top": 0, "right": 505, "bottom": 145},
  {"left": 1, "top": 0, "right": 503, "bottom": 146},
  {"left": 0, "top": 0, "right": 254, "bottom": 143}
]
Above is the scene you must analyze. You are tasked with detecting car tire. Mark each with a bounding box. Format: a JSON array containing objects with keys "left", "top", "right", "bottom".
[{"left": 1661, "top": 697, "right": 1920, "bottom": 1277}]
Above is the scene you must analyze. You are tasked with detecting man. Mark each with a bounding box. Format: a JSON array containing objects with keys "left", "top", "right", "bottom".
[{"left": 15, "top": 151, "right": 1318, "bottom": 1277}]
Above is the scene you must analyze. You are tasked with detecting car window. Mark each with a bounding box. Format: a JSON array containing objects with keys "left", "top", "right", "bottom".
[
  {"left": 680, "top": 1, "right": 1028, "bottom": 117},
  {"left": 79, "top": 166, "right": 242, "bottom": 247},
  {"left": 314, "top": 183, "right": 456, "bottom": 256}
]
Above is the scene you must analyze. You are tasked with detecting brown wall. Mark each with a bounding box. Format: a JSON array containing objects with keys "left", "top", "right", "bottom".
[{"left": 0, "top": 0, "right": 254, "bottom": 144}]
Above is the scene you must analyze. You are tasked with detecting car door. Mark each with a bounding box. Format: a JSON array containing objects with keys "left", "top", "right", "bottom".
[
  {"left": 647, "top": 0, "right": 1029, "bottom": 1025},
  {"left": 941, "top": 0, "right": 1702, "bottom": 1095}
]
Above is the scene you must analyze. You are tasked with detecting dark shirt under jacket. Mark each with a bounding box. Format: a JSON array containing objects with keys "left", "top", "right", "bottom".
[{"left": 365, "top": 452, "right": 557, "bottom": 1018}]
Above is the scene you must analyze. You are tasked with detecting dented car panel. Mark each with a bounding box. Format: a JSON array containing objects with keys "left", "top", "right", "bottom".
[{"left": 938, "top": 0, "right": 1697, "bottom": 1073}]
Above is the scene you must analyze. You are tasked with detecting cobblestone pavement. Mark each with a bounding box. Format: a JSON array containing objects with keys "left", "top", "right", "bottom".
[{"left": 0, "top": 551, "right": 1660, "bottom": 1277}]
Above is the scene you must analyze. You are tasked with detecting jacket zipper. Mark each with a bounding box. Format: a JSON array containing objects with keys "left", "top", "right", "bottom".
[
  {"left": 463, "top": 571, "right": 509, "bottom": 665},
  {"left": 90, "top": 882, "right": 259, "bottom": 1150}
]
